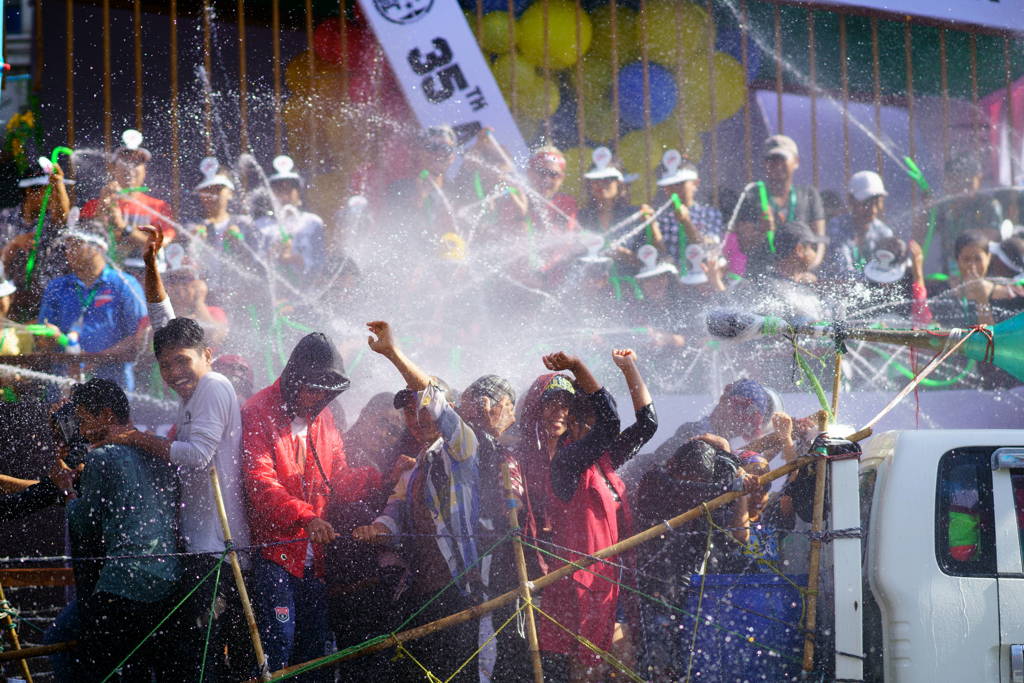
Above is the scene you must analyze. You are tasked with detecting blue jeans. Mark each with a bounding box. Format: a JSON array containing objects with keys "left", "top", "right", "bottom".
[
  {"left": 252, "top": 557, "right": 330, "bottom": 681},
  {"left": 45, "top": 600, "right": 80, "bottom": 682}
]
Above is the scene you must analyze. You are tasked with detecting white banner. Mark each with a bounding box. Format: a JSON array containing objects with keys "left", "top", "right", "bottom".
[
  {"left": 356, "top": 0, "right": 529, "bottom": 163},
  {"left": 792, "top": 0, "right": 1022, "bottom": 33}
]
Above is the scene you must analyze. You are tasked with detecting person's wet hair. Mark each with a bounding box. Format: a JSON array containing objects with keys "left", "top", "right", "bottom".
[
  {"left": 153, "top": 317, "right": 206, "bottom": 360},
  {"left": 954, "top": 229, "right": 990, "bottom": 259},
  {"left": 72, "top": 378, "right": 130, "bottom": 424}
]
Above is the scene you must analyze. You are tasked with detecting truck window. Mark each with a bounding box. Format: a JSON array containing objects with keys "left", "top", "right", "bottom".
[
  {"left": 935, "top": 449, "right": 997, "bottom": 577},
  {"left": 1011, "top": 470, "right": 1024, "bottom": 567}
]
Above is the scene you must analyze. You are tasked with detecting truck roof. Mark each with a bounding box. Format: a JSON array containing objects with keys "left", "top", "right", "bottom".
[{"left": 860, "top": 429, "right": 1024, "bottom": 472}]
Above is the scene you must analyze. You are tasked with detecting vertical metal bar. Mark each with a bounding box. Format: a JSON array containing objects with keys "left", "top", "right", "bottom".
[
  {"left": 339, "top": 1, "right": 349, "bottom": 102},
  {"left": 706, "top": 0, "right": 718, "bottom": 206},
  {"left": 574, "top": 0, "right": 586, "bottom": 180},
  {"left": 272, "top": 0, "right": 282, "bottom": 155},
  {"left": 969, "top": 33, "right": 979, "bottom": 108},
  {"left": 640, "top": 0, "right": 652, "bottom": 200},
  {"left": 674, "top": 0, "right": 689, "bottom": 158},
  {"left": 65, "top": 0, "right": 75, "bottom": 146},
  {"left": 740, "top": 0, "right": 752, "bottom": 182},
  {"left": 542, "top": 0, "right": 551, "bottom": 140},
  {"left": 939, "top": 29, "right": 949, "bottom": 166},
  {"left": 32, "top": 0, "right": 43, "bottom": 93},
  {"left": 610, "top": 0, "right": 620, "bottom": 153},
  {"left": 1006, "top": 35, "right": 1016, "bottom": 182},
  {"left": 238, "top": 0, "right": 249, "bottom": 151},
  {"left": 808, "top": 10, "right": 818, "bottom": 188},
  {"left": 305, "top": 0, "right": 316, "bottom": 161},
  {"left": 840, "top": 14, "right": 850, "bottom": 186},
  {"left": 506, "top": 0, "right": 517, "bottom": 117},
  {"left": 170, "top": 0, "right": 181, "bottom": 216},
  {"left": 904, "top": 20, "right": 916, "bottom": 210},
  {"left": 203, "top": 0, "right": 214, "bottom": 154},
  {"left": 774, "top": 2, "right": 783, "bottom": 133},
  {"left": 475, "top": 0, "right": 484, "bottom": 41},
  {"left": 134, "top": 0, "right": 143, "bottom": 130},
  {"left": 871, "top": 17, "right": 882, "bottom": 174},
  {"left": 103, "top": 0, "right": 112, "bottom": 151}
]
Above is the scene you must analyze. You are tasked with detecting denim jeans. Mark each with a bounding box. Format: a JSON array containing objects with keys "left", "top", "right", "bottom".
[{"left": 251, "top": 556, "right": 330, "bottom": 681}]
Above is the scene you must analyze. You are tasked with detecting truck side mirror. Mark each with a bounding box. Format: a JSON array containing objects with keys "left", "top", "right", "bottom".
[{"left": 991, "top": 448, "right": 1024, "bottom": 470}]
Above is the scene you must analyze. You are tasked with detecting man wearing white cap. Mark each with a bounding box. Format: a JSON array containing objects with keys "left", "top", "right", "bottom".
[
  {"left": 79, "top": 129, "right": 176, "bottom": 274},
  {"left": 36, "top": 221, "right": 146, "bottom": 390},
  {"left": 820, "top": 170, "right": 894, "bottom": 281},
  {"left": 735, "top": 135, "right": 826, "bottom": 275},
  {"left": 653, "top": 151, "right": 723, "bottom": 267},
  {"left": 253, "top": 155, "right": 326, "bottom": 281}
]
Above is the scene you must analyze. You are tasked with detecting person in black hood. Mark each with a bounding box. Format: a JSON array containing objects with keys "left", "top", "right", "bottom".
[{"left": 242, "top": 332, "right": 382, "bottom": 679}]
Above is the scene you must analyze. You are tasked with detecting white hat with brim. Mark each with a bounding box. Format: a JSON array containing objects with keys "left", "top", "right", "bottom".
[
  {"left": 269, "top": 155, "right": 302, "bottom": 183},
  {"left": 849, "top": 170, "right": 888, "bottom": 203},
  {"left": 679, "top": 243, "right": 710, "bottom": 285},
  {"left": 195, "top": 175, "right": 235, "bottom": 191},
  {"left": 657, "top": 168, "right": 699, "bottom": 187},
  {"left": 584, "top": 166, "right": 625, "bottom": 181},
  {"left": 18, "top": 176, "right": 75, "bottom": 189},
  {"left": 578, "top": 230, "right": 611, "bottom": 264},
  {"left": 636, "top": 261, "right": 679, "bottom": 279},
  {"left": 863, "top": 249, "right": 907, "bottom": 284}
]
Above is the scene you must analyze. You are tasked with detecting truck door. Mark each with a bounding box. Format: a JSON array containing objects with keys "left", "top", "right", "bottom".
[{"left": 993, "top": 449, "right": 1024, "bottom": 683}]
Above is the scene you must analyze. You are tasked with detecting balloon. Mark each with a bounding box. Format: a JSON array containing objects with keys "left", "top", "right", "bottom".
[
  {"left": 643, "top": 0, "right": 711, "bottom": 66},
  {"left": 492, "top": 53, "right": 540, "bottom": 103},
  {"left": 617, "top": 122, "right": 698, "bottom": 197},
  {"left": 313, "top": 20, "right": 344, "bottom": 64},
  {"left": 516, "top": 0, "right": 593, "bottom": 69},
  {"left": 479, "top": 11, "right": 514, "bottom": 54},
  {"left": 571, "top": 55, "right": 612, "bottom": 103},
  {"left": 681, "top": 52, "right": 748, "bottom": 128},
  {"left": 715, "top": 24, "right": 764, "bottom": 83},
  {"left": 617, "top": 62, "right": 678, "bottom": 129},
  {"left": 582, "top": 98, "right": 618, "bottom": 144},
  {"left": 560, "top": 145, "right": 592, "bottom": 200},
  {"left": 587, "top": 5, "right": 639, "bottom": 64},
  {"left": 284, "top": 51, "right": 344, "bottom": 101},
  {"left": 519, "top": 77, "right": 561, "bottom": 119}
]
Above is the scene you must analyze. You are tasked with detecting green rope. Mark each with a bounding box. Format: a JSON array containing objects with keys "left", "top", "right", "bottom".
[
  {"left": 100, "top": 553, "right": 228, "bottom": 683},
  {"left": 792, "top": 341, "right": 832, "bottom": 419},
  {"left": 685, "top": 506, "right": 715, "bottom": 682},
  {"left": 864, "top": 346, "right": 976, "bottom": 388},
  {"left": 198, "top": 556, "right": 226, "bottom": 683}
]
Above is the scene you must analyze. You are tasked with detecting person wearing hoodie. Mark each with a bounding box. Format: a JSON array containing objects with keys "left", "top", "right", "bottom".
[
  {"left": 242, "top": 331, "right": 381, "bottom": 677},
  {"left": 352, "top": 321, "right": 523, "bottom": 682}
]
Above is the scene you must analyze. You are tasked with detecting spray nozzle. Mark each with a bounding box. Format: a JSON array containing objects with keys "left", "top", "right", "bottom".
[{"left": 903, "top": 156, "right": 930, "bottom": 194}]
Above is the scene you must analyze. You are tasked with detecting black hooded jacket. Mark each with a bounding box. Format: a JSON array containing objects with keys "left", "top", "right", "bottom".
[{"left": 279, "top": 332, "right": 351, "bottom": 419}]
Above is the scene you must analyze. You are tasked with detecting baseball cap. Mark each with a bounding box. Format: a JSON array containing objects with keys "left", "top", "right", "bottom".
[
  {"left": 540, "top": 374, "right": 575, "bottom": 402},
  {"left": 763, "top": 134, "right": 798, "bottom": 160},
  {"left": 463, "top": 374, "right": 516, "bottom": 406},
  {"left": 393, "top": 377, "right": 453, "bottom": 409},
  {"left": 721, "top": 378, "right": 771, "bottom": 417},
  {"left": 848, "top": 171, "right": 887, "bottom": 203},
  {"left": 635, "top": 244, "right": 679, "bottom": 280},
  {"left": 656, "top": 149, "right": 699, "bottom": 187},
  {"left": 195, "top": 157, "right": 236, "bottom": 192},
  {"left": 529, "top": 146, "right": 567, "bottom": 174},
  {"left": 773, "top": 220, "right": 828, "bottom": 255},
  {"left": 583, "top": 146, "right": 625, "bottom": 181},
  {"left": 113, "top": 128, "right": 152, "bottom": 164},
  {"left": 269, "top": 155, "right": 302, "bottom": 183}
]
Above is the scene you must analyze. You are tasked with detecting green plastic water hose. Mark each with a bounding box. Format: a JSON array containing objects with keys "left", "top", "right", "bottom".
[
  {"left": 25, "top": 146, "right": 74, "bottom": 287},
  {"left": 757, "top": 181, "right": 775, "bottom": 254}
]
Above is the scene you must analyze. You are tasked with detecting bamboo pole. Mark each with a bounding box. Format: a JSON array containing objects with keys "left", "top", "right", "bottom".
[
  {"left": 0, "top": 576, "right": 33, "bottom": 681},
  {"left": 209, "top": 467, "right": 271, "bottom": 682},
  {"left": 839, "top": 14, "right": 849, "bottom": 186},
  {"left": 609, "top": 0, "right": 620, "bottom": 154},
  {"left": 65, "top": 0, "right": 75, "bottom": 146},
  {"left": 250, "top": 455, "right": 824, "bottom": 681},
  {"left": 740, "top": 0, "right": 752, "bottom": 183},
  {"left": 170, "top": 0, "right": 181, "bottom": 217},
  {"left": 939, "top": 29, "right": 950, "bottom": 167},
  {"left": 574, "top": 0, "right": 586, "bottom": 179},
  {"left": 503, "top": 464, "right": 543, "bottom": 683},
  {"left": 542, "top": 0, "right": 551, "bottom": 140},
  {"left": 506, "top": 0, "right": 517, "bottom": 117},
  {"left": 203, "top": 0, "right": 214, "bottom": 155},
  {"left": 1005, "top": 35, "right": 1015, "bottom": 174},
  {"left": 904, "top": 20, "right": 917, "bottom": 211},
  {"left": 831, "top": 352, "right": 843, "bottom": 419},
  {"left": 639, "top": 0, "right": 652, "bottom": 200},
  {"left": 802, "top": 437, "right": 829, "bottom": 672},
  {"left": 305, "top": 0, "right": 316, "bottom": 163},
  {"left": 706, "top": 0, "right": 719, "bottom": 207},
  {"left": 774, "top": 3, "right": 783, "bottom": 133},
  {"left": 0, "top": 641, "right": 74, "bottom": 663},
  {"left": 808, "top": 10, "right": 818, "bottom": 190},
  {"left": 32, "top": 0, "right": 42, "bottom": 94}
]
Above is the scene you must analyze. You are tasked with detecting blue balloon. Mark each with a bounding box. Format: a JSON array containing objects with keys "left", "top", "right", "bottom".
[
  {"left": 617, "top": 62, "right": 678, "bottom": 129},
  {"left": 715, "top": 25, "right": 764, "bottom": 83}
]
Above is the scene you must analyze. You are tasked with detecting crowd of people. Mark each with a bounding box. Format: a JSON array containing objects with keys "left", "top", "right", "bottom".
[{"left": 0, "top": 119, "right": 1021, "bottom": 681}]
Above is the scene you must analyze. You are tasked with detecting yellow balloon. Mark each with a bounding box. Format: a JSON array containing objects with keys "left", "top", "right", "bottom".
[
  {"left": 519, "top": 77, "right": 561, "bottom": 119},
  {"left": 713, "top": 52, "right": 747, "bottom": 122},
  {"left": 517, "top": 0, "right": 593, "bottom": 69},
  {"left": 643, "top": 0, "right": 711, "bottom": 66},
  {"left": 582, "top": 99, "right": 617, "bottom": 144},
  {"left": 571, "top": 56, "right": 612, "bottom": 103},
  {"left": 587, "top": 5, "right": 639, "bottom": 64},
  {"left": 492, "top": 53, "right": 540, "bottom": 102},
  {"left": 284, "top": 51, "right": 344, "bottom": 100},
  {"left": 560, "top": 145, "right": 592, "bottom": 201},
  {"left": 480, "top": 11, "right": 514, "bottom": 55}
]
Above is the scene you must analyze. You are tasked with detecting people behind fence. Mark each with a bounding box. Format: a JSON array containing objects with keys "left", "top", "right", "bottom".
[{"left": 2, "top": 115, "right": 1024, "bottom": 682}]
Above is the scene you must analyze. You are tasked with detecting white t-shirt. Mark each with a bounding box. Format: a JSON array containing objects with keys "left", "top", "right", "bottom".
[
  {"left": 290, "top": 417, "right": 315, "bottom": 568},
  {"left": 170, "top": 371, "right": 251, "bottom": 559}
]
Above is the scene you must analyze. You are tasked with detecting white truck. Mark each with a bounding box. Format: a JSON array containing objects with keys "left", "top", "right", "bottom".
[{"left": 845, "top": 429, "right": 1024, "bottom": 682}]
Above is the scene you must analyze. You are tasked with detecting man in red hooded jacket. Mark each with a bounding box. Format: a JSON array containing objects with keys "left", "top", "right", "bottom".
[{"left": 243, "top": 332, "right": 380, "bottom": 677}]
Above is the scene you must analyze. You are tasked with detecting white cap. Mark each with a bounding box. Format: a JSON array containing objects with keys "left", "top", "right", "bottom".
[
  {"left": 635, "top": 244, "right": 679, "bottom": 279},
  {"left": 269, "top": 155, "right": 302, "bottom": 183},
  {"left": 195, "top": 157, "right": 235, "bottom": 191},
  {"left": 679, "top": 244, "right": 709, "bottom": 285},
  {"left": 577, "top": 231, "right": 612, "bottom": 264},
  {"left": 113, "top": 128, "right": 152, "bottom": 163},
  {"left": 18, "top": 156, "right": 76, "bottom": 188},
  {"left": 583, "top": 147, "right": 625, "bottom": 181},
  {"left": 656, "top": 149, "right": 698, "bottom": 187},
  {"left": 863, "top": 248, "right": 907, "bottom": 284},
  {"left": 848, "top": 171, "right": 887, "bottom": 203}
]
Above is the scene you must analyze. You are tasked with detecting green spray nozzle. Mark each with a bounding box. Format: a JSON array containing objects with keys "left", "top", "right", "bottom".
[
  {"left": 49, "top": 146, "right": 74, "bottom": 165},
  {"left": 419, "top": 169, "right": 431, "bottom": 180},
  {"left": 24, "top": 324, "right": 69, "bottom": 347},
  {"left": 117, "top": 185, "right": 150, "bottom": 194},
  {"left": 756, "top": 181, "right": 776, "bottom": 253},
  {"left": 670, "top": 193, "right": 683, "bottom": 212},
  {"left": 903, "top": 156, "right": 930, "bottom": 194}
]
